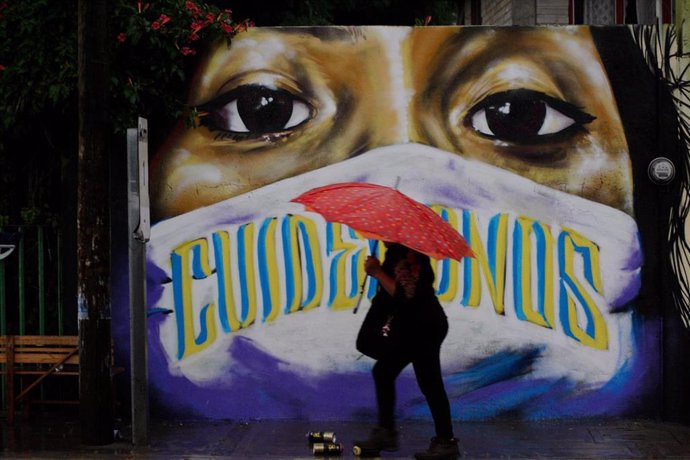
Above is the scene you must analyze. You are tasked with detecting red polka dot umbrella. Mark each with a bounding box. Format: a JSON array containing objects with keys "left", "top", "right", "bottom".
[{"left": 291, "top": 182, "right": 473, "bottom": 261}]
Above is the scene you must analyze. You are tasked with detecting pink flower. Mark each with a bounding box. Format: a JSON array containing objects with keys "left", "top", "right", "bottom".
[
  {"left": 180, "top": 46, "right": 196, "bottom": 56},
  {"left": 220, "top": 22, "right": 233, "bottom": 34},
  {"left": 185, "top": 1, "right": 201, "bottom": 16},
  {"left": 204, "top": 12, "right": 215, "bottom": 24},
  {"left": 151, "top": 21, "right": 161, "bottom": 30},
  {"left": 0, "top": 65, "right": 6, "bottom": 71},
  {"left": 188, "top": 31, "right": 199, "bottom": 41},
  {"left": 117, "top": 32, "right": 127, "bottom": 42},
  {"left": 158, "top": 13, "right": 171, "bottom": 25}
]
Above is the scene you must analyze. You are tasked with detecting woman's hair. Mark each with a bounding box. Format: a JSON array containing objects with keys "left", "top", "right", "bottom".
[
  {"left": 591, "top": 25, "right": 690, "bottom": 328},
  {"left": 382, "top": 243, "right": 436, "bottom": 293}
]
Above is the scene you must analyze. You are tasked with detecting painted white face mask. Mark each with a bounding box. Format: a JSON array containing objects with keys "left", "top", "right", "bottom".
[{"left": 147, "top": 143, "right": 640, "bottom": 404}]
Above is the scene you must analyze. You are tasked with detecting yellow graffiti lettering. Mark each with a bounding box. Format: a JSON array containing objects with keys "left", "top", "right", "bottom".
[
  {"left": 289, "top": 215, "right": 324, "bottom": 311},
  {"left": 431, "top": 205, "right": 460, "bottom": 302},
  {"left": 282, "top": 216, "right": 302, "bottom": 314},
  {"left": 327, "top": 223, "right": 368, "bottom": 310},
  {"left": 213, "top": 230, "right": 241, "bottom": 333},
  {"left": 164, "top": 206, "right": 619, "bottom": 361},
  {"left": 559, "top": 228, "right": 608, "bottom": 350},
  {"left": 237, "top": 223, "right": 257, "bottom": 328},
  {"left": 171, "top": 238, "right": 218, "bottom": 360},
  {"left": 513, "top": 217, "right": 555, "bottom": 329},
  {"left": 258, "top": 218, "right": 282, "bottom": 323},
  {"left": 462, "top": 211, "right": 508, "bottom": 314}
]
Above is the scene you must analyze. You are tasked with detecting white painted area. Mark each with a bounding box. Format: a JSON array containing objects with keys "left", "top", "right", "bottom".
[
  {"left": 175, "top": 164, "right": 223, "bottom": 192},
  {"left": 150, "top": 144, "right": 640, "bottom": 389}
]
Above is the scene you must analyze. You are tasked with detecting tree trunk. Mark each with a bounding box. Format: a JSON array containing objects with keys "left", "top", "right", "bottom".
[{"left": 77, "top": 0, "right": 113, "bottom": 445}]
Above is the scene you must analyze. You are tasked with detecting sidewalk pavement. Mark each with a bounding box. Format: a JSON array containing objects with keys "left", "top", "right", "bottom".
[{"left": 2, "top": 411, "right": 690, "bottom": 458}]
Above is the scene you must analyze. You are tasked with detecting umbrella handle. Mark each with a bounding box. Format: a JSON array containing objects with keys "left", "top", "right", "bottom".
[
  {"left": 353, "top": 240, "right": 379, "bottom": 314},
  {"left": 352, "top": 275, "right": 368, "bottom": 314}
]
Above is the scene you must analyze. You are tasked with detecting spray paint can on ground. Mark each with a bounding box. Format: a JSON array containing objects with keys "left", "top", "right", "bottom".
[
  {"left": 312, "top": 442, "right": 344, "bottom": 456},
  {"left": 307, "top": 431, "right": 337, "bottom": 443}
]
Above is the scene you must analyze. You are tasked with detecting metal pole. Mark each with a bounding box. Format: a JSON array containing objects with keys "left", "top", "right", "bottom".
[
  {"left": 38, "top": 226, "right": 45, "bottom": 335},
  {"left": 0, "top": 259, "right": 5, "bottom": 335},
  {"left": 0, "top": 257, "right": 3, "bottom": 412},
  {"left": 127, "top": 118, "right": 149, "bottom": 446},
  {"left": 18, "top": 228, "right": 25, "bottom": 335},
  {"left": 0, "top": 228, "right": 9, "bottom": 413},
  {"left": 57, "top": 230, "right": 63, "bottom": 335}
]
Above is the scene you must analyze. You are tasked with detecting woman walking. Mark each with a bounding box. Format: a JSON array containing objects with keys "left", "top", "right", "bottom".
[{"left": 355, "top": 242, "right": 459, "bottom": 460}]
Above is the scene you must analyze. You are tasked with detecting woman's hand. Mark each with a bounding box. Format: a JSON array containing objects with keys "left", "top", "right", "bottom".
[{"left": 365, "top": 255, "right": 396, "bottom": 296}]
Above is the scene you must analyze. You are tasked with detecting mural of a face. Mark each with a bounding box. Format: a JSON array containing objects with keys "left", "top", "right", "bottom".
[
  {"left": 152, "top": 27, "right": 632, "bottom": 219},
  {"left": 139, "top": 26, "right": 659, "bottom": 421}
]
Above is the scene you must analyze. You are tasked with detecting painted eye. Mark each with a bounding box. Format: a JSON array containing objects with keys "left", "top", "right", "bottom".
[
  {"left": 465, "top": 89, "right": 595, "bottom": 143},
  {"left": 200, "top": 85, "right": 313, "bottom": 136}
]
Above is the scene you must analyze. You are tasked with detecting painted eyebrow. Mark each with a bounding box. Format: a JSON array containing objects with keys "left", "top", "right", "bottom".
[{"left": 432, "top": 27, "right": 593, "bottom": 80}]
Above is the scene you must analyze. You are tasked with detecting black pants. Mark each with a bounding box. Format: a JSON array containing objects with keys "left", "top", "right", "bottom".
[{"left": 372, "top": 318, "right": 453, "bottom": 439}]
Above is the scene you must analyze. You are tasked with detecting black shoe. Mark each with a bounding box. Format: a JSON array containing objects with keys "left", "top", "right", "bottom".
[
  {"left": 414, "top": 436, "right": 460, "bottom": 459},
  {"left": 353, "top": 426, "right": 399, "bottom": 452}
]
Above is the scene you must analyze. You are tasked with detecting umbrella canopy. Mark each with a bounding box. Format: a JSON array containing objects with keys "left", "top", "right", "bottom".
[{"left": 291, "top": 182, "right": 473, "bottom": 261}]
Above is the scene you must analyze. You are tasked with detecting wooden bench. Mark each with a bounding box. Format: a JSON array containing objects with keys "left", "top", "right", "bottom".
[{"left": 0, "top": 335, "right": 80, "bottom": 424}]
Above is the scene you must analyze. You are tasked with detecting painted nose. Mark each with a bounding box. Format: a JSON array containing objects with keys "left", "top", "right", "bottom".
[{"left": 359, "top": 29, "right": 414, "bottom": 149}]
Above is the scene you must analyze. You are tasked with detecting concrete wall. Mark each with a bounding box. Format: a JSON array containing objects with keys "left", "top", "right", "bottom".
[
  {"left": 479, "top": 0, "right": 568, "bottom": 26},
  {"left": 483, "top": 0, "right": 513, "bottom": 25},
  {"left": 537, "top": 0, "right": 570, "bottom": 24}
]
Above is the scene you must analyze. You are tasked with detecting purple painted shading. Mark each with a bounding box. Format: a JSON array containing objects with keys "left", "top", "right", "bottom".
[
  {"left": 110, "top": 254, "right": 170, "bottom": 380},
  {"left": 453, "top": 378, "right": 562, "bottom": 419},
  {"left": 399, "top": 314, "right": 657, "bottom": 421},
  {"left": 528, "top": 311, "right": 659, "bottom": 418},
  {"left": 209, "top": 212, "right": 260, "bottom": 228},
  {"left": 444, "top": 347, "right": 544, "bottom": 398},
  {"left": 623, "top": 233, "right": 643, "bottom": 270},
  {"left": 146, "top": 324, "right": 381, "bottom": 420},
  {"left": 610, "top": 233, "right": 643, "bottom": 309},
  {"left": 435, "top": 312, "right": 655, "bottom": 420},
  {"left": 115, "top": 226, "right": 653, "bottom": 421},
  {"left": 610, "top": 275, "right": 642, "bottom": 312},
  {"left": 147, "top": 258, "right": 166, "bottom": 308},
  {"left": 144, "top": 312, "right": 657, "bottom": 421},
  {"left": 431, "top": 184, "right": 477, "bottom": 210}
]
